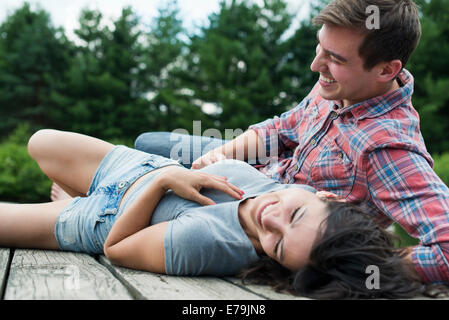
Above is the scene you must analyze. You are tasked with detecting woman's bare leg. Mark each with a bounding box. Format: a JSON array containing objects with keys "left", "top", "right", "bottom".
[
  {"left": 0, "top": 200, "right": 72, "bottom": 249},
  {"left": 50, "top": 182, "right": 75, "bottom": 201},
  {"left": 28, "top": 129, "right": 114, "bottom": 196}
]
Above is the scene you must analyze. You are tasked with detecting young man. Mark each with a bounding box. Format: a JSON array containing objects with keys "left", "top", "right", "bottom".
[{"left": 134, "top": 0, "right": 449, "bottom": 285}]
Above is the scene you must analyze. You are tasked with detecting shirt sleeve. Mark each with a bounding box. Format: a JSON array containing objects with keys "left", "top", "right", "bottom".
[
  {"left": 367, "top": 147, "right": 449, "bottom": 284},
  {"left": 247, "top": 86, "right": 317, "bottom": 159}
]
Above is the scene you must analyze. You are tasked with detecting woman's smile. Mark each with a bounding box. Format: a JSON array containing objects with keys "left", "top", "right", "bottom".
[
  {"left": 256, "top": 200, "right": 278, "bottom": 229},
  {"left": 239, "top": 188, "right": 329, "bottom": 270}
]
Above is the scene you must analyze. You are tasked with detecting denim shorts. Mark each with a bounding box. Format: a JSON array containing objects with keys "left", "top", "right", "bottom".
[{"left": 54, "top": 145, "right": 182, "bottom": 255}]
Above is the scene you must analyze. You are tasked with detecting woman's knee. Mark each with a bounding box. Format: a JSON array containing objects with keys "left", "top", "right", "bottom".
[{"left": 27, "top": 129, "right": 62, "bottom": 161}]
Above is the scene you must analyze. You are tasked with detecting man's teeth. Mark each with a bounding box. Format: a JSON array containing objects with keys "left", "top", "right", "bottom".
[{"left": 320, "top": 75, "right": 337, "bottom": 83}]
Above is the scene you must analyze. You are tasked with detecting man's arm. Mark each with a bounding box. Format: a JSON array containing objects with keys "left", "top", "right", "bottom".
[
  {"left": 192, "top": 129, "right": 266, "bottom": 169},
  {"left": 367, "top": 148, "right": 449, "bottom": 284}
]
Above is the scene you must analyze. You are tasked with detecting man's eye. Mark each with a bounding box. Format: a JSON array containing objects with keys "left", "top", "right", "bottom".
[{"left": 329, "top": 57, "right": 340, "bottom": 64}]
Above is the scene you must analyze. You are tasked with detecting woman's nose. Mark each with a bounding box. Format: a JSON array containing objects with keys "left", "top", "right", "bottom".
[{"left": 263, "top": 212, "right": 285, "bottom": 233}]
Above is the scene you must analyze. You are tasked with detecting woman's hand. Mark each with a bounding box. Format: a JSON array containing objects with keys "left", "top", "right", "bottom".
[
  {"left": 191, "top": 150, "right": 227, "bottom": 169},
  {"left": 155, "top": 166, "right": 244, "bottom": 206}
]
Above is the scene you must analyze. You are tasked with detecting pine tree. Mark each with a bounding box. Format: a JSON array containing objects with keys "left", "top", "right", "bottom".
[
  {"left": 0, "top": 3, "right": 70, "bottom": 137},
  {"left": 182, "top": 0, "right": 298, "bottom": 134}
]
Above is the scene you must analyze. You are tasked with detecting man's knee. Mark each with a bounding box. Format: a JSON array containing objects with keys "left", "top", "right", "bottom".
[
  {"left": 134, "top": 132, "right": 173, "bottom": 155},
  {"left": 134, "top": 132, "right": 154, "bottom": 151}
]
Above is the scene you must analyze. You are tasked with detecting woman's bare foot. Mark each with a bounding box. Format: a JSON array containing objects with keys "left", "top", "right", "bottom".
[{"left": 50, "top": 183, "right": 73, "bottom": 201}]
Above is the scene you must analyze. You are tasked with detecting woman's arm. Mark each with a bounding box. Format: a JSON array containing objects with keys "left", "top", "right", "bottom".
[
  {"left": 103, "top": 166, "right": 244, "bottom": 273},
  {"left": 103, "top": 174, "right": 167, "bottom": 272}
]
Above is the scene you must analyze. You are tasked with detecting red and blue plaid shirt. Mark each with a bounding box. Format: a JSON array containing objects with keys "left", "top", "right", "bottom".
[{"left": 249, "top": 69, "right": 449, "bottom": 284}]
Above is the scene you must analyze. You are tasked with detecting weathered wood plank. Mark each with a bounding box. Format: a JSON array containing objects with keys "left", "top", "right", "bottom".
[
  {"left": 224, "top": 277, "right": 310, "bottom": 300},
  {"left": 4, "top": 249, "right": 133, "bottom": 300},
  {"left": 99, "top": 255, "right": 265, "bottom": 300},
  {"left": 0, "top": 248, "right": 11, "bottom": 298}
]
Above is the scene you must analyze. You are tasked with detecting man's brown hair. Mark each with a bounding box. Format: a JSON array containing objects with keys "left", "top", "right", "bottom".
[{"left": 313, "top": 0, "right": 422, "bottom": 70}]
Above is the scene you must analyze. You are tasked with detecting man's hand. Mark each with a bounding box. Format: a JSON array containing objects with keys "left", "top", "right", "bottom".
[
  {"left": 191, "top": 150, "right": 227, "bottom": 170},
  {"left": 156, "top": 166, "right": 244, "bottom": 206}
]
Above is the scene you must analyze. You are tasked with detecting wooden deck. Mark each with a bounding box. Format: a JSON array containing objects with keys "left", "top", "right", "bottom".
[
  {"left": 0, "top": 248, "right": 310, "bottom": 300},
  {"left": 1, "top": 247, "right": 447, "bottom": 300}
]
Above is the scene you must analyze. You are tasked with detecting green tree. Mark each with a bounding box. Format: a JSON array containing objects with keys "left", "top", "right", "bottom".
[
  {"left": 182, "top": 0, "right": 298, "bottom": 133},
  {"left": 50, "top": 7, "right": 149, "bottom": 140},
  {"left": 142, "top": 0, "right": 208, "bottom": 133},
  {"left": 408, "top": 0, "right": 449, "bottom": 154},
  {"left": 0, "top": 3, "right": 70, "bottom": 138}
]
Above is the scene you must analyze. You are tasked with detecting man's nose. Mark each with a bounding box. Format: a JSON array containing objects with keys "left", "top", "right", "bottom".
[{"left": 310, "top": 51, "right": 326, "bottom": 73}]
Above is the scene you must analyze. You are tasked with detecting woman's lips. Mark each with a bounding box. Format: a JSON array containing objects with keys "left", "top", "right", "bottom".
[{"left": 256, "top": 201, "right": 277, "bottom": 228}]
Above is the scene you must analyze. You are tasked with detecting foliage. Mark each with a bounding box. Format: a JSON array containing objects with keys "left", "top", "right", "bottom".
[
  {"left": 433, "top": 152, "right": 449, "bottom": 186},
  {"left": 0, "top": 3, "right": 70, "bottom": 136},
  {"left": 0, "top": 124, "right": 51, "bottom": 203},
  {"left": 408, "top": 0, "right": 449, "bottom": 154}
]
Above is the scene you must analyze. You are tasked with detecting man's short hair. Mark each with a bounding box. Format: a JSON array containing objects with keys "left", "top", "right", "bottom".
[{"left": 313, "top": 0, "right": 422, "bottom": 70}]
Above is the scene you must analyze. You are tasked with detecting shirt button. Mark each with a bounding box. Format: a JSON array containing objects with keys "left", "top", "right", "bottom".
[
  {"left": 330, "top": 111, "right": 338, "bottom": 119},
  {"left": 338, "top": 152, "right": 344, "bottom": 159},
  {"left": 310, "top": 139, "right": 317, "bottom": 146}
]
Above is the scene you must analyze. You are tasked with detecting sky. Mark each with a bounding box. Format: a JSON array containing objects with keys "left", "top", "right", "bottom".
[{"left": 0, "top": 0, "right": 312, "bottom": 41}]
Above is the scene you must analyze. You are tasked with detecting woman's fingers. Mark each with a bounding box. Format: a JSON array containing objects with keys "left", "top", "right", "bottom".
[
  {"left": 193, "top": 193, "right": 216, "bottom": 206},
  {"left": 202, "top": 173, "right": 243, "bottom": 195},
  {"left": 202, "top": 177, "right": 244, "bottom": 200}
]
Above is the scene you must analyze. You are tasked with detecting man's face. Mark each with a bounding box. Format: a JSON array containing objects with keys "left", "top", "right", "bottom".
[{"left": 310, "top": 25, "right": 382, "bottom": 107}]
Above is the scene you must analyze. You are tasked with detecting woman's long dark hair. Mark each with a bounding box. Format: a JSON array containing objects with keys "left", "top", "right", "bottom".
[{"left": 238, "top": 201, "right": 426, "bottom": 299}]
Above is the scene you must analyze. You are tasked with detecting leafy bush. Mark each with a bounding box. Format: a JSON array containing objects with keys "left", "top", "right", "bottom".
[
  {"left": 0, "top": 124, "right": 134, "bottom": 203},
  {"left": 0, "top": 124, "right": 52, "bottom": 203},
  {"left": 433, "top": 152, "right": 449, "bottom": 185},
  {"left": 393, "top": 223, "right": 419, "bottom": 247}
]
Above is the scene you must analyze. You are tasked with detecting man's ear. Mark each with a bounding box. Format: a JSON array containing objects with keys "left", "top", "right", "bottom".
[
  {"left": 378, "top": 59, "right": 402, "bottom": 82},
  {"left": 316, "top": 191, "right": 346, "bottom": 202}
]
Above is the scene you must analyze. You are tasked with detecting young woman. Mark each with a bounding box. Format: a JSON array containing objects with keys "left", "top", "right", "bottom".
[{"left": 0, "top": 129, "right": 425, "bottom": 299}]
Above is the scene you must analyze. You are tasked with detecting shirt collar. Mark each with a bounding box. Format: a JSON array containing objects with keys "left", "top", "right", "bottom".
[{"left": 331, "top": 69, "right": 414, "bottom": 120}]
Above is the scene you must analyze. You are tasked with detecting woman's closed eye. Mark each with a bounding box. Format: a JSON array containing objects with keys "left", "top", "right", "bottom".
[
  {"left": 290, "top": 206, "right": 301, "bottom": 223},
  {"left": 274, "top": 206, "right": 303, "bottom": 260}
]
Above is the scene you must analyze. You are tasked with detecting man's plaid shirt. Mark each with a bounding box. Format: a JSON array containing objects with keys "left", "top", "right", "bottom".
[{"left": 248, "top": 69, "right": 449, "bottom": 284}]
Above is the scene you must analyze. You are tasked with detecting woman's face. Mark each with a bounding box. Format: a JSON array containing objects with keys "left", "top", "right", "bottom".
[{"left": 239, "top": 188, "right": 329, "bottom": 271}]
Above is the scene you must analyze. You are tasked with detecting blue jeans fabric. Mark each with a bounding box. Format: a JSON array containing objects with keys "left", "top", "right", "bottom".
[
  {"left": 53, "top": 145, "right": 182, "bottom": 255},
  {"left": 134, "top": 132, "right": 228, "bottom": 169}
]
